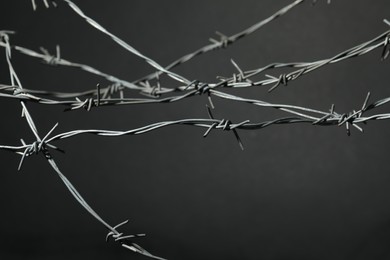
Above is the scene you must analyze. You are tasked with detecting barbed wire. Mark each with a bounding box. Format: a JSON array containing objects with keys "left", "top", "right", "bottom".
[
  {"left": 1, "top": 26, "right": 389, "bottom": 115},
  {"left": 0, "top": 31, "right": 166, "bottom": 260},
  {"left": 1, "top": 26, "right": 388, "bottom": 104},
  {"left": 1, "top": 1, "right": 389, "bottom": 259},
  {"left": 2, "top": 90, "right": 390, "bottom": 157},
  {"left": 0, "top": 78, "right": 354, "bottom": 123}
]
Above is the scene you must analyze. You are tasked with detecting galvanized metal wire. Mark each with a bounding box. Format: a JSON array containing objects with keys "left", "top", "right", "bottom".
[{"left": 1, "top": 0, "right": 389, "bottom": 259}]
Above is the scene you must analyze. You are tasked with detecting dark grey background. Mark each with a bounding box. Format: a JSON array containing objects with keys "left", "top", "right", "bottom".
[{"left": 1, "top": 1, "right": 390, "bottom": 259}]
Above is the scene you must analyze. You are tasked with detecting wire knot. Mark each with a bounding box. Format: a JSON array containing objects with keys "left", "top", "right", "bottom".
[
  {"left": 203, "top": 106, "right": 248, "bottom": 150},
  {"left": 337, "top": 93, "right": 371, "bottom": 135},
  {"left": 40, "top": 45, "right": 61, "bottom": 65},
  {"left": 139, "top": 79, "right": 161, "bottom": 98},
  {"left": 187, "top": 80, "right": 215, "bottom": 108},
  {"left": 209, "top": 31, "right": 231, "bottom": 49},
  {"left": 232, "top": 73, "right": 246, "bottom": 83},
  {"left": 381, "top": 32, "right": 390, "bottom": 60},
  {"left": 190, "top": 80, "right": 211, "bottom": 95},
  {"left": 27, "top": 141, "right": 50, "bottom": 157},
  {"left": 106, "top": 220, "right": 146, "bottom": 243},
  {"left": 0, "top": 31, "right": 13, "bottom": 42},
  {"left": 230, "top": 59, "right": 252, "bottom": 84},
  {"left": 101, "top": 83, "right": 124, "bottom": 99},
  {"left": 312, "top": 104, "right": 335, "bottom": 125},
  {"left": 337, "top": 112, "right": 356, "bottom": 136},
  {"left": 13, "top": 88, "right": 25, "bottom": 96},
  {"left": 18, "top": 140, "right": 51, "bottom": 171},
  {"left": 266, "top": 74, "right": 289, "bottom": 92},
  {"left": 18, "top": 123, "right": 63, "bottom": 171},
  {"left": 69, "top": 97, "right": 98, "bottom": 111}
]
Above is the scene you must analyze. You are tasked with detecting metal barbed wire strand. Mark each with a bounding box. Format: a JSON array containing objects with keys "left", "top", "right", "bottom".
[
  {"left": 0, "top": 91, "right": 388, "bottom": 155},
  {"left": 209, "top": 28, "right": 390, "bottom": 92},
  {"left": 0, "top": 79, "right": 352, "bottom": 140},
  {"left": 0, "top": 33, "right": 385, "bottom": 115},
  {"left": 3, "top": 92, "right": 390, "bottom": 161},
  {"left": 0, "top": 73, "right": 386, "bottom": 132},
  {"left": 0, "top": 79, "right": 338, "bottom": 121},
  {"left": 0, "top": 81, "right": 340, "bottom": 133},
  {"left": 0, "top": 31, "right": 166, "bottom": 260},
  {"left": 42, "top": 97, "right": 390, "bottom": 144},
  {"left": 2, "top": 25, "right": 388, "bottom": 103},
  {"left": 46, "top": 158, "right": 166, "bottom": 260},
  {"left": 1, "top": 91, "right": 377, "bottom": 149},
  {"left": 35, "top": 90, "right": 390, "bottom": 146},
  {"left": 0, "top": 42, "right": 144, "bottom": 95},
  {"left": 0, "top": 27, "right": 389, "bottom": 126}
]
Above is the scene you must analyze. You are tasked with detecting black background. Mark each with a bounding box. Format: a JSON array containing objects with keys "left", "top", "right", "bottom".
[{"left": 1, "top": 1, "right": 390, "bottom": 259}]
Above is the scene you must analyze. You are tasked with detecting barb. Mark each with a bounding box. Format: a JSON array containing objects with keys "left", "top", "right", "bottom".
[
  {"left": 17, "top": 123, "right": 64, "bottom": 171},
  {"left": 68, "top": 97, "right": 97, "bottom": 111},
  {"left": 204, "top": 106, "right": 248, "bottom": 150},
  {"left": 266, "top": 74, "right": 288, "bottom": 92},
  {"left": 106, "top": 220, "right": 142, "bottom": 242},
  {"left": 39, "top": 45, "right": 61, "bottom": 65},
  {"left": 31, "top": 0, "right": 57, "bottom": 11},
  {"left": 381, "top": 19, "right": 390, "bottom": 60},
  {"left": 139, "top": 77, "right": 161, "bottom": 98},
  {"left": 229, "top": 59, "right": 252, "bottom": 85}
]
